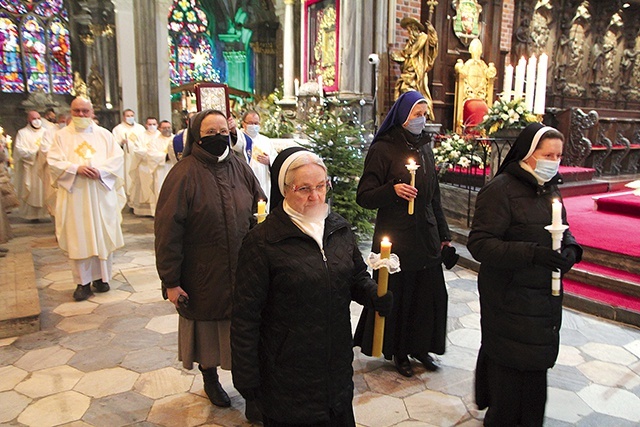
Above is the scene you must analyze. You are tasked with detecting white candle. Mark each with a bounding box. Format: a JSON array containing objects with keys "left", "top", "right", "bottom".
[
  {"left": 514, "top": 57, "right": 526, "bottom": 101},
  {"left": 525, "top": 55, "right": 537, "bottom": 111},
  {"left": 552, "top": 199, "right": 562, "bottom": 227},
  {"left": 533, "top": 53, "right": 548, "bottom": 115},
  {"left": 502, "top": 64, "right": 513, "bottom": 101},
  {"left": 294, "top": 78, "right": 299, "bottom": 97},
  {"left": 318, "top": 75, "right": 323, "bottom": 98}
]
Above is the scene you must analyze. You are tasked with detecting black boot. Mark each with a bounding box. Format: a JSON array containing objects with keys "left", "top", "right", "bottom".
[
  {"left": 73, "top": 284, "right": 93, "bottom": 301},
  {"left": 92, "top": 279, "right": 110, "bottom": 293},
  {"left": 245, "top": 399, "right": 263, "bottom": 423},
  {"left": 199, "top": 365, "right": 231, "bottom": 407}
]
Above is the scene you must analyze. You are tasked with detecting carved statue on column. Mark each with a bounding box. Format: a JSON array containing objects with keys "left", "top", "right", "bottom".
[
  {"left": 88, "top": 63, "right": 105, "bottom": 109},
  {"left": 72, "top": 71, "right": 88, "bottom": 98},
  {"left": 556, "top": 1, "right": 590, "bottom": 97},
  {"left": 531, "top": 0, "right": 553, "bottom": 55},
  {"left": 391, "top": 17, "right": 438, "bottom": 120},
  {"left": 590, "top": 11, "right": 623, "bottom": 99}
]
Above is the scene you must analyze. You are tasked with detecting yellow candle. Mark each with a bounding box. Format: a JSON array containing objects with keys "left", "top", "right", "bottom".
[
  {"left": 407, "top": 159, "right": 417, "bottom": 215},
  {"left": 372, "top": 237, "right": 391, "bottom": 357},
  {"left": 257, "top": 200, "right": 266, "bottom": 223}
]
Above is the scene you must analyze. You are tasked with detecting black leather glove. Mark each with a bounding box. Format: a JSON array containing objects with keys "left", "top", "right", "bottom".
[
  {"left": 372, "top": 291, "right": 393, "bottom": 317},
  {"left": 237, "top": 387, "right": 260, "bottom": 402},
  {"left": 560, "top": 246, "right": 578, "bottom": 274},
  {"left": 533, "top": 246, "right": 571, "bottom": 272}
]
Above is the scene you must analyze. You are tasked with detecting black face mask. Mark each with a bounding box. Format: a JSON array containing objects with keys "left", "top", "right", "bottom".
[{"left": 199, "top": 134, "right": 229, "bottom": 156}]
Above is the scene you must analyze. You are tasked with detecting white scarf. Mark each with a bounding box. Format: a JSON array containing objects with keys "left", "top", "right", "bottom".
[{"left": 283, "top": 200, "right": 328, "bottom": 250}]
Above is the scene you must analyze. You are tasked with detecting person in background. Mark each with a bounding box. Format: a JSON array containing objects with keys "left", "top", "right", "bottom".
[
  {"left": 240, "top": 110, "right": 277, "bottom": 211},
  {"left": 112, "top": 109, "right": 146, "bottom": 204},
  {"left": 47, "top": 97, "right": 125, "bottom": 302},
  {"left": 40, "top": 112, "right": 71, "bottom": 217},
  {"left": 232, "top": 148, "right": 392, "bottom": 425},
  {"left": 354, "top": 90, "right": 452, "bottom": 377},
  {"left": 146, "top": 120, "right": 175, "bottom": 215},
  {"left": 13, "top": 110, "right": 49, "bottom": 221},
  {"left": 467, "top": 123, "right": 582, "bottom": 427},
  {"left": 129, "top": 117, "right": 160, "bottom": 216},
  {"left": 154, "top": 109, "right": 264, "bottom": 410},
  {"left": 172, "top": 111, "right": 196, "bottom": 161},
  {"left": 42, "top": 108, "right": 57, "bottom": 129}
]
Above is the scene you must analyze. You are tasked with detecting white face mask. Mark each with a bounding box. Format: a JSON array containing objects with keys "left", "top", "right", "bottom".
[
  {"left": 125, "top": 117, "right": 135, "bottom": 125},
  {"left": 533, "top": 157, "right": 560, "bottom": 182},
  {"left": 161, "top": 129, "right": 172, "bottom": 137},
  {"left": 72, "top": 117, "right": 93, "bottom": 130},
  {"left": 245, "top": 124, "right": 260, "bottom": 139},
  {"left": 31, "top": 119, "right": 42, "bottom": 129},
  {"left": 147, "top": 125, "right": 157, "bottom": 133}
]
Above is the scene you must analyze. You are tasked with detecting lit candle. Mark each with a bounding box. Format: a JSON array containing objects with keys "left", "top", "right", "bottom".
[
  {"left": 525, "top": 54, "right": 537, "bottom": 111},
  {"left": 502, "top": 64, "right": 513, "bottom": 101},
  {"left": 257, "top": 200, "right": 266, "bottom": 223},
  {"left": 318, "top": 75, "right": 323, "bottom": 98},
  {"left": 514, "top": 56, "right": 526, "bottom": 101},
  {"left": 406, "top": 159, "right": 419, "bottom": 215},
  {"left": 552, "top": 198, "right": 562, "bottom": 227},
  {"left": 533, "top": 53, "right": 548, "bottom": 115},
  {"left": 372, "top": 237, "right": 391, "bottom": 357},
  {"left": 294, "top": 78, "right": 299, "bottom": 97}
]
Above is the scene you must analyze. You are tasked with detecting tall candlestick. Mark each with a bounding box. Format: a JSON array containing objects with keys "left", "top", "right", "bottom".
[
  {"left": 406, "top": 159, "right": 420, "bottom": 215},
  {"left": 533, "top": 53, "right": 548, "bottom": 115},
  {"left": 514, "top": 57, "right": 526, "bottom": 101},
  {"left": 502, "top": 64, "right": 513, "bottom": 101},
  {"left": 294, "top": 78, "right": 299, "bottom": 97},
  {"left": 545, "top": 198, "right": 568, "bottom": 297},
  {"left": 552, "top": 198, "right": 562, "bottom": 227},
  {"left": 525, "top": 55, "right": 537, "bottom": 111},
  {"left": 372, "top": 237, "right": 391, "bottom": 357},
  {"left": 318, "top": 75, "right": 323, "bottom": 98}
]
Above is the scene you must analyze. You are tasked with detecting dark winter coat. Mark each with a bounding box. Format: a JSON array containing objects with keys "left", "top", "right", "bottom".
[
  {"left": 356, "top": 126, "right": 451, "bottom": 270},
  {"left": 467, "top": 162, "right": 582, "bottom": 371},
  {"left": 154, "top": 143, "right": 264, "bottom": 320},
  {"left": 231, "top": 207, "right": 378, "bottom": 424}
]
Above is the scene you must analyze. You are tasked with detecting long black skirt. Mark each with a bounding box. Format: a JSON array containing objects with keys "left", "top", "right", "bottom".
[{"left": 354, "top": 265, "right": 447, "bottom": 359}]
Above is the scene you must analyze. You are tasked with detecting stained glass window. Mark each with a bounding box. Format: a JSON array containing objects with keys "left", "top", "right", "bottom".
[
  {"left": 0, "top": 0, "right": 71, "bottom": 94},
  {"left": 168, "top": 0, "right": 220, "bottom": 86}
]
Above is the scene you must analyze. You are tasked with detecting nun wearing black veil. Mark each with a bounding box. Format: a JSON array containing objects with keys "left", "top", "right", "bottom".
[
  {"left": 467, "top": 123, "right": 582, "bottom": 426},
  {"left": 154, "top": 109, "right": 264, "bottom": 409}
]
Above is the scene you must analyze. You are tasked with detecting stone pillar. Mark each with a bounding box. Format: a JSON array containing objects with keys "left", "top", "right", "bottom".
[
  {"left": 112, "top": 0, "right": 138, "bottom": 114},
  {"left": 155, "top": 0, "right": 172, "bottom": 121},
  {"left": 300, "top": 0, "right": 305, "bottom": 83},
  {"left": 134, "top": 0, "right": 159, "bottom": 120},
  {"left": 282, "top": 0, "right": 296, "bottom": 103},
  {"left": 338, "top": 0, "right": 373, "bottom": 98}
]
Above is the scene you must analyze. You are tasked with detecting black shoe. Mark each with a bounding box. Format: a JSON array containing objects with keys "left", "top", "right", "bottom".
[
  {"left": 412, "top": 353, "right": 440, "bottom": 372},
  {"left": 394, "top": 356, "right": 413, "bottom": 377},
  {"left": 73, "top": 284, "right": 93, "bottom": 301},
  {"left": 199, "top": 365, "right": 231, "bottom": 407},
  {"left": 0, "top": 247, "right": 8, "bottom": 253},
  {"left": 245, "top": 399, "right": 263, "bottom": 423},
  {"left": 92, "top": 279, "right": 110, "bottom": 293}
]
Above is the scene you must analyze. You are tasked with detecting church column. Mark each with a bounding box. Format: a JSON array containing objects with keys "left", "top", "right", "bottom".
[
  {"left": 155, "top": 0, "right": 172, "bottom": 121},
  {"left": 338, "top": 0, "right": 372, "bottom": 98},
  {"left": 134, "top": 0, "right": 159, "bottom": 120},
  {"left": 282, "top": 0, "right": 296, "bottom": 103},
  {"left": 112, "top": 0, "right": 139, "bottom": 114}
]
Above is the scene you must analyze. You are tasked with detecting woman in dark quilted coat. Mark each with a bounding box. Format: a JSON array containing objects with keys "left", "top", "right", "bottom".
[
  {"left": 231, "top": 149, "right": 392, "bottom": 426},
  {"left": 467, "top": 123, "right": 582, "bottom": 426}
]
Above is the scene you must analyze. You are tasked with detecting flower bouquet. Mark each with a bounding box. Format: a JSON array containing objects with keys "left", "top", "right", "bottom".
[
  {"left": 476, "top": 98, "right": 538, "bottom": 136},
  {"left": 433, "top": 132, "right": 487, "bottom": 176}
]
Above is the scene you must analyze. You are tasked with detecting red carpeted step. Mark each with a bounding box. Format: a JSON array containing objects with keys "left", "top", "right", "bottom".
[
  {"left": 558, "top": 166, "right": 596, "bottom": 183},
  {"left": 574, "top": 261, "right": 640, "bottom": 285},
  {"left": 563, "top": 278, "right": 640, "bottom": 313},
  {"left": 594, "top": 192, "right": 640, "bottom": 218}
]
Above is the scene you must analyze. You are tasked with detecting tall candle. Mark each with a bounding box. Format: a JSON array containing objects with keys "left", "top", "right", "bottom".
[
  {"left": 372, "top": 237, "right": 391, "bottom": 357},
  {"left": 552, "top": 198, "right": 562, "bottom": 227},
  {"left": 318, "top": 75, "right": 323, "bottom": 98},
  {"left": 257, "top": 200, "right": 266, "bottom": 223},
  {"left": 534, "top": 53, "right": 548, "bottom": 115},
  {"left": 514, "top": 57, "right": 526, "bottom": 101},
  {"left": 294, "top": 78, "right": 299, "bottom": 97},
  {"left": 525, "top": 55, "right": 537, "bottom": 111},
  {"left": 406, "top": 159, "right": 418, "bottom": 215},
  {"left": 502, "top": 64, "right": 513, "bottom": 101}
]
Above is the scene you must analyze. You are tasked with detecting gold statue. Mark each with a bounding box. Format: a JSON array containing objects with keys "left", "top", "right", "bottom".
[
  {"left": 72, "top": 71, "right": 88, "bottom": 98},
  {"left": 391, "top": 17, "right": 438, "bottom": 120},
  {"left": 87, "top": 63, "right": 105, "bottom": 108},
  {"left": 453, "top": 38, "right": 497, "bottom": 133}
]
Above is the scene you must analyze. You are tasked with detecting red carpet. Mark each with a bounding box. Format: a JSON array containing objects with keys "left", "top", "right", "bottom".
[
  {"left": 564, "top": 279, "right": 640, "bottom": 313},
  {"left": 575, "top": 261, "right": 640, "bottom": 285},
  {"left": 594, "top": 191, "right": 640, "bottom": 218},
  {"left": 563, "top": 192, "right": 640, "bottom": 258}
]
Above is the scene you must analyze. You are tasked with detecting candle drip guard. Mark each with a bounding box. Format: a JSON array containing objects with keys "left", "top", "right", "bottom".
[{"left": 366, "top": 253, "right": 401, "bottom": 274}]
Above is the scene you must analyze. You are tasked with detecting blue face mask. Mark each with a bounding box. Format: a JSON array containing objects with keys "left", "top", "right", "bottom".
[
  {"left": 533, "top": 157, "right": 560, "bottom": 182},
  {"left": 403, "top": 116, "right": 426, "bottom": 135}
]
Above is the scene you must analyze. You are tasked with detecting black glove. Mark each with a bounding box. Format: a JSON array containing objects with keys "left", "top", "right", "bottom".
[
  {"left": 533, "top": 246, "right": 571, "bottom": 272},
  {"left": 372, "top": 291, "right": 393, "bottom": 317},
  {"left": 237, "top": 387, "right": 260, "bottom": 402},
  {"left": 441, "top": 245, "right": 459, "bottom": 270},
  {"left": 560, "top": 246, "right": 578, "bottom": 274}
]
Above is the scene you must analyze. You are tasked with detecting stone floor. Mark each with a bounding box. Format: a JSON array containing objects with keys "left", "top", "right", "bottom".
[{"left": 1, "top": 212, "right": 639, "bottom": 427}]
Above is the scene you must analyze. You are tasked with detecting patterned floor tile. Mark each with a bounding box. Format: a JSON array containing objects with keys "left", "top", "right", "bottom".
[
  {"left": 74, "top": 366, "right": 139, "bottom": 398},
  {"left": 17, "top": 390, "right": 89, "bottom": 427},
  {"left": 14, "top": 365, "right": 83, "bottom": 398}
]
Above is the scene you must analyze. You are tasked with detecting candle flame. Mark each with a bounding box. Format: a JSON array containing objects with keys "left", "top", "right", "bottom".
[{"left": 382, "top": 237, "right": 389, "bottom": 243}]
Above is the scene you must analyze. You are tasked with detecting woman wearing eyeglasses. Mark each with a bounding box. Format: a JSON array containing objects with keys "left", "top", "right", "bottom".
[
  {"left": 154, "top": 110, "right": 265, "bottom": 410},
  {"left": 354, "top": 90, "right": 453, "bottom": 377},
  {"left": 231, "top": 148, "right": 393, "bottom": 425}
]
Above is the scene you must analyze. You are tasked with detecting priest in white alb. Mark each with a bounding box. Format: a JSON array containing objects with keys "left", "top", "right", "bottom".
[
  {"left": 47, "top": 97, "right": 126, "bottom": 302},
  {"left": 146, "top": 120, "right": 176, "bottom": 216},
  {"left": 13, "top": 110, "right": 49, "bottom": 220},
  {"left": 112, "top": 109, "right": 146, "bottom": 205},
  {"left": 129, "top": 117, "right": 160, "bottom": 216},
  {"left": 241, "top": 110, "right": 277, "bottom": 211}
]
